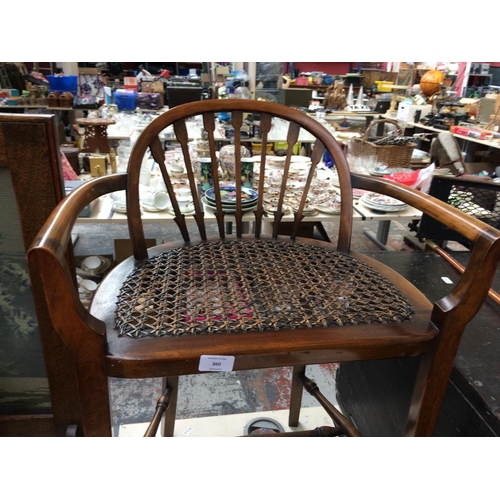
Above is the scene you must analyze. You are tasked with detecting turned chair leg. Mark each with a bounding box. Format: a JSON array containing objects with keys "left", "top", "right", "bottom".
[{"left": 289, "top": 365, "right": 306, "bottom": 427}]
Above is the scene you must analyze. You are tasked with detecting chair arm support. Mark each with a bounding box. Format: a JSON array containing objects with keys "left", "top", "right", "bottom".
[
  {"left": 352, "top": 174, "right": 500, "bottom": 330},
  {"left": 29, "top": 174, "right": 128, "bottom": 259},
  {"left": 27, "top": 174, "right": 128, "bottom": 348}
]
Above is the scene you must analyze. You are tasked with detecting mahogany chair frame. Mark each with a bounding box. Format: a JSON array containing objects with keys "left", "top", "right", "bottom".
[{"left": 28, "top": 100, "right": 500, "bottom": 437}]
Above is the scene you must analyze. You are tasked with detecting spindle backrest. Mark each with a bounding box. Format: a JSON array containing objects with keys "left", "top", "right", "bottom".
[{"left": 124, "top": 100, "right": 353, "bottom": 260}]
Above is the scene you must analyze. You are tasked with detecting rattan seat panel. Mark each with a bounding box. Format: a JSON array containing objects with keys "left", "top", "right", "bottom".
[{"left": 115, "top": 240, "right": 414, "bottom": 339}]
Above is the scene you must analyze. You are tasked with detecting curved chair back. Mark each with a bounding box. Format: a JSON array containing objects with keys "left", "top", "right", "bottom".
[{"left": 123, "top": 99, "right": 354, "bottom": 260}]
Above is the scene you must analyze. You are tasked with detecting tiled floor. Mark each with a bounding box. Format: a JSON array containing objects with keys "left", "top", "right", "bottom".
[{"left": 73, "top": 217, "right": 419, "bottom": 434}]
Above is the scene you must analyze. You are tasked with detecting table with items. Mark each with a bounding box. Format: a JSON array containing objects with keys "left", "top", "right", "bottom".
[{"left": 75, "top": 147, "right": 422, "bottom": 250}]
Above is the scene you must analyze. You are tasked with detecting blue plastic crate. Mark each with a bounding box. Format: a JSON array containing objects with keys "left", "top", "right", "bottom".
[
  {"left": 114, "top": 90, "right": 137, "bottom": 111},
  {"left": 47, "top": 75, "right": 79, "bottom": 94}
]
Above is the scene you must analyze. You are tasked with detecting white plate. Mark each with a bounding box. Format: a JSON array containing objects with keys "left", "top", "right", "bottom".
[
  {"left": 360, "top": 199, "right": 409, "bottom": 212},
  {"left": 361, "top": 196, "right": 408, "bottom": 209},
  {"left": 112, "top": 203, "right": 127, "bottom": 214},
  {"left": 167, "top": 204, "right": 195, "bottom": 216},
  {"left": 369, "top": 168, "right": 392, "bottom": 177},
  {"left": 361, "top": 192, "right": 407, "bottom": 207},
  {"left": 290, "top": 155, "right": 312, "bottom": 163}
]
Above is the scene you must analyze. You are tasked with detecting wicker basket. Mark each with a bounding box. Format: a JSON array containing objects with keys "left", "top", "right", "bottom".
[{"left": 351, "top": 118, "right": 416, "bottom": 168}]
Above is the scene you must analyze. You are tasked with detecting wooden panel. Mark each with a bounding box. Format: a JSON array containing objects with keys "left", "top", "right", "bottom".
[
  {"left": 0, "top": 125, "right": 6, "bottom": 167},
  {"left": 0, "top": 113, "right": 81, "bottom": 436},
  {"left": 0, "top": 414, "right": 56, "bottom": 437}
]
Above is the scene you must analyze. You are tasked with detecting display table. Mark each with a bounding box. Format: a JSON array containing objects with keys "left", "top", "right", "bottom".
[
  {"left": 393, "top": 118, "right": 500, "bottom": 162},
  {"left": 77, "top": 191, "right": 422, "bottom": 250},
  {"left": 108, "top": 114, "right": 348, "bottom": 145},
  {"left": 353, "top": 199, "right": 422, "bottom": 250}
]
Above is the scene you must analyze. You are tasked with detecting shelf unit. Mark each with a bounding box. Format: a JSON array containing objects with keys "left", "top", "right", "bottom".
[{"left": 464, "top": 72, "right": 494, "bottom": 97}]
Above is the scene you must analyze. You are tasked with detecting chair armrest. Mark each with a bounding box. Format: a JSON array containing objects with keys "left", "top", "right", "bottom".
[
  {"left": 351, "top": 174, "right": 500, "bottom": 329},
  {"left": 27, "top": 174, "right": 128, "bottom": 348},
  {"left": 352, "top": 174, "right": 499, "bottom": 244},
  {"left": 31, "top": 174, "right": 128, "bottom": 258}
]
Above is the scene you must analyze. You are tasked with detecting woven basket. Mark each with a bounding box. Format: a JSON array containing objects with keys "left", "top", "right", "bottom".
[{"left": 351, "top": 118, "right": 416, "bottom": 168}]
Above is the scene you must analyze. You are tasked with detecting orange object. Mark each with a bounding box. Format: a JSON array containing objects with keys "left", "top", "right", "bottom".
[{"left": 420, "top": 70, "right": 444, "bottom": 96}]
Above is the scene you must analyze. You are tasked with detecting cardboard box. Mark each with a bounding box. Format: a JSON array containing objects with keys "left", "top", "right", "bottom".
[
  {"left": 152, "top": 81, "right": 164, "bottom": 92},
  {"left": 157, "top": 91, "right": 165, "bottom": 107},
  {"left": 397, "top": 104, "right": 432, "bottom": 122},
  {"left": 123, "top": 76, "right": 138, "bottom": 90},
  {"left": 215, "top": 65, "right": 230, "bottom": 76}
]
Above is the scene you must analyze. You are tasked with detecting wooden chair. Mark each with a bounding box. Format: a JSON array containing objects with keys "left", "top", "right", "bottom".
[{"left": 27, "top": 100, "right": 500, "bottom": 437}]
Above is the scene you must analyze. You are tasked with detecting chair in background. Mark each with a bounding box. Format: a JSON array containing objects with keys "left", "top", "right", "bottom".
[
  {"left": 430, "top": 131, "right": 466, "bottom": 175},
  {"left": 417, "top": 174, "right": 500, "bottom": 249},
  {"left": 28, "top": 100, "right": 500, "bottom": 437}
]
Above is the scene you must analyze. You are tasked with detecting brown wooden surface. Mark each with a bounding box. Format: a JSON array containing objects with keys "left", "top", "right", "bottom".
[
  {"left": 0, "top": 414, "right": 56, "bottom": 437},
  {"left": 0, "top": 113, "right": 82, "bottom": 436},
  {"left": 26, "top": 100, "right": 500, "bottom": 437}
]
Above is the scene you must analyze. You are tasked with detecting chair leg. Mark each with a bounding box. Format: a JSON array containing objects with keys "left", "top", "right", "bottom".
[
  {"left": 289, "top": 365, "right": 306, "bottom": 427},
  {"left": 74, "top": 352, "right": 112, "bottom": 437},
  {"left": 405, "top": 344, "right": 460, "bottom": 437},
  {"left": 161, "top": 376, "right": 179, "bottom": 437},
  {"left": 300, "top": 373, "right": 361, "bottom": 436}
]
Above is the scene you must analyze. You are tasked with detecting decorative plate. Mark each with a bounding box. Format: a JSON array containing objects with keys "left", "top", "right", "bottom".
[
  {"left": 205, "top": 186, "right": 258, "bottom": 204},
  {"left": 361, "top": 192, "right": 407, "bottom": 207},
  {"left": 352, "top": 188, "right": 371, "bottom": 198},
  {"left": 201, "top": 197, "right": 257, "bottom": 213},
  {"left": 203, "top": 196, "right": 258, "bottom": 210}
]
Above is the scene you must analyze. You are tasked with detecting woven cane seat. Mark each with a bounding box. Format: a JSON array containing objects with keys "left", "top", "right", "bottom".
[{"left": 116, "top": 239, "right": 414, "bottom": 339}]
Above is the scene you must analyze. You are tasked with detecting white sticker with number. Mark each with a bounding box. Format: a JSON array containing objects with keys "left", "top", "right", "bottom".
[{"left": 199, "top": 355, "right": 235, "bottom": 372}]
